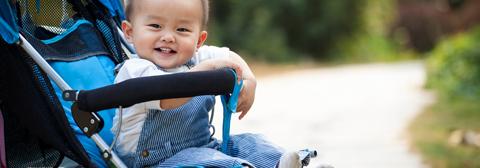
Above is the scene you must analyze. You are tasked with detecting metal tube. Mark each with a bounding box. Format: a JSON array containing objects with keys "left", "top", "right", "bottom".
[
  {"left": 117, "top": 27, "right": 135, "bottom": 55},
  {"left": 91, "top": 134, "right": 127, "bottom": 168},
  {"left": 18, "top": 34, "right": 72, "bottom": 91},
  {"left": 19, "top": 34, "right": 128, "bottom": 167}
]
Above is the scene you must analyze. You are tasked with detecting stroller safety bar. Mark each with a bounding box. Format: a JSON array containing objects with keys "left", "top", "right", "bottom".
[{"left": 68, "top": 68, "right": 237, "bottom": 112}]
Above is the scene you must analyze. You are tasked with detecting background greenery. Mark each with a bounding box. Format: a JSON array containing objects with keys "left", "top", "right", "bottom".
[
  {"left": 410, "top": 98, "right": 480, "bottom": 168},
  {"left": 411, "top": 25, "right": 480, "bottom": 168},
  {"left": 207, "top": 0, "right": 400, "bottom": 62},
  {"left": 426, "top": 27, "right": 480, "bottom": 100}
]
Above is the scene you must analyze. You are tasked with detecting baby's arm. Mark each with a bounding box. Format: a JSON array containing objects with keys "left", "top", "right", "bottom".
[
  {"left": 228, "top": 51, "right": 256, "bottom": 120},
  {"left": 191, "top": 51, "right": 257, "bottom": 119},
  {"left": 159, "top": 58, "right": 242, "bottom": 110},
  {"left": 159, "top": 46, "right": 257, "bottom": 117}
]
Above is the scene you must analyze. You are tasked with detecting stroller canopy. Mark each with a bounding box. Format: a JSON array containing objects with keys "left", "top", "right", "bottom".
[
  {"left": 99, "top": 0, "right": 126, "bottom": 21},
  {"left": 0, "top": 0, "right": 19, "bottom": 44},
  {"left": 0, "top": 0, "right": 125, "bottom": 44}
]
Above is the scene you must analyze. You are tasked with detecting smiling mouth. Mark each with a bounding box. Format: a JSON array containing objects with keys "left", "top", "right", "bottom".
[{"left": 155, "top": 47, "right": 177, "bottom": 54}]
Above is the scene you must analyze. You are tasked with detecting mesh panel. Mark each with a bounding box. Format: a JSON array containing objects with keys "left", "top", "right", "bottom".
[
  {"left": 17, "top": 0, "right": 127, "bottom": 63},
  {"left": 96, "top": 19, "right": 123, "bottom": 62},
  {"left": 17, "top": 0, "right": 111, "bottom": 63},
  {"left": 18, "top": 0, "right": 77, "bottom": 35},
  {"left": 4, "top": 110, "right": 61, "bottom": 168},
  {"left": 87, "top": 0, "right": 128, "bottom": 63},
  {"left": 0, "top": 42, "right": 65, "bottom": 167}
]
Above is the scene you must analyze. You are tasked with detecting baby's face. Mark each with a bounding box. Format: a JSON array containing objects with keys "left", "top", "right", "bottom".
[{"left": 123, "top": 0, "right": 206, "bottom": 69}]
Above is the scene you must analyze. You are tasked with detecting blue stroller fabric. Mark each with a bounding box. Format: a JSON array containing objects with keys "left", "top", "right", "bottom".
[
  {"left": 98, "top": 0, "right": 126, "bottom": 20},
  {"left": 51, "top": 56, "right": 116, "bottom": 167},
  {"left": 45, "top": 20, "right": 117, "bottom": 167},
  {"left": 0, "top": 0, "right": 123, "bottom": 45},
  {"left": 0, "top": 0, "right": 19, "bottom": 44}
]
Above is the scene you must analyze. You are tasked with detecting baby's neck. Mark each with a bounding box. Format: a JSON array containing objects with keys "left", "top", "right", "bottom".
[
  {"left": 157, "top": 59, "right": 195, "bottom": 73},
  {"left": 160, "top": 65, "right": 190, "bottom": 73}
]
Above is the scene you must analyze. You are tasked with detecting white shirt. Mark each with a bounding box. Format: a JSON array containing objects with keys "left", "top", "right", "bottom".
[{"left": 112, "top": 45, "right": 230, "bottom": 156}]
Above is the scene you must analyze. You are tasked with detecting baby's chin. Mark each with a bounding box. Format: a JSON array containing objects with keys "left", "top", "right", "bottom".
[{"left": 151, "top": 59, "right": 180, "bottom": 69}]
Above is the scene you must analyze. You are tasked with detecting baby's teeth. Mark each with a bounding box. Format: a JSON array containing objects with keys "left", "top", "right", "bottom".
[{"left": 160, "top": 48, "right": 171, "bottom": 52}]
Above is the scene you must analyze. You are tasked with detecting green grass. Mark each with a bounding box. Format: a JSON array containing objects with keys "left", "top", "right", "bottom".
[{"left": 409, "top": 98, "right": 480, "bottom": 168}]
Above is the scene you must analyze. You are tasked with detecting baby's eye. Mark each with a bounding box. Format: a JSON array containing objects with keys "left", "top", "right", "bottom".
[
  {"left": 148, "top": 24, "right": 161, "bottom": 29},
  {"left": 177, "top": 28, "right": 190, "bottom": 32}
]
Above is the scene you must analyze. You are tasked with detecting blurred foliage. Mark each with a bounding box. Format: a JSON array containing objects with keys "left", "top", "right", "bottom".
[
  {"left": 208, "top": 0, "right": 373, "bottom": 62},
  {"left": 410, "top": 98, "right": 480, "bottom": 168},
  {"left": 329, "top": 0, "right": 414, "bottom": 62},
  {"left": 412, "top": 12, "right": 480, "bottom": 168},
  {"left": 426, "top": 27, "right": 480, "bottom": 100}
]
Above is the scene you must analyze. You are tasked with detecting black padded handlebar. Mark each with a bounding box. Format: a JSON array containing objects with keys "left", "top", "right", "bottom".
[{"left": 76, "top": 68, "right": 236, "bottom": 112}]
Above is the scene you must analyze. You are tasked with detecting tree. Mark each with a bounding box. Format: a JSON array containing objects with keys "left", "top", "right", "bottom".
[{"left": 209, "top": 0, "right": 366, "bottom": 61}]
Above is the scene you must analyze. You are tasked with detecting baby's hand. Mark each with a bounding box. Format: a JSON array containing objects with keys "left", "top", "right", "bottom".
[
  {"left": 192, "top": 50, "right": 256, "bottom": 120},
  {"left": 192, "top": 58, "right": 243, "bottom": 83},
  {"left": 236, "top": 78, "right": 256, "bottom": 119}
]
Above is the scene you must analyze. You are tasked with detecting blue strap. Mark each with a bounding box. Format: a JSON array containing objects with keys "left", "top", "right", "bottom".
[
  {"left": 220, "top": 71, "right": 243, "bottom": 155},
  {"left": 0, "top": 0, "right": 19, "bottom": 44}
]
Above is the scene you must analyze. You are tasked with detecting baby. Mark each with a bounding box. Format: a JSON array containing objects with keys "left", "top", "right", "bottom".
[{"left": 113, "top": 0, "right": 303, "bottom": 167}]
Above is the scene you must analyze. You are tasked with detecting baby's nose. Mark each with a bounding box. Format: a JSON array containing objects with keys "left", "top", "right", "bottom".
[{"left": 160, "top": 33, "right": 175, "bottom": 43}]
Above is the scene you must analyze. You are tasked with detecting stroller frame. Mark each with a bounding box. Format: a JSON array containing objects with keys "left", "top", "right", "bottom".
[
  {"left": 18, "top": 28, "right": 126, "bottom": 168},
  {"left": 1, "top": 0, "right": 240, "bottom": 167}
]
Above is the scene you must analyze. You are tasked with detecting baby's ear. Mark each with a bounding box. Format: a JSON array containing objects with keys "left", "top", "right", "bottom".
[
  {"left": 196, "top": 31, "right": 208, "bottom": 48},
  {"left": 122, "top": 21, "right": 133, "bottom": 43}
]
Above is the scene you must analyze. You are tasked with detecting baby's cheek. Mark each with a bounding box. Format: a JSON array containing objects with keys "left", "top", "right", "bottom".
[{"left": 185, "top": 41, "right": 197, "bottom": 53}]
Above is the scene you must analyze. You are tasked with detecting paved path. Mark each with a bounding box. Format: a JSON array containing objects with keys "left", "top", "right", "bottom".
[{"left": 214, "top": 61, "right": 433, "bottom": 168}]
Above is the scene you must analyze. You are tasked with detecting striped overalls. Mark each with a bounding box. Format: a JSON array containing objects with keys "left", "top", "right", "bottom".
[{"left": 119, "top": 96, "right": 283, "bottom": 168}]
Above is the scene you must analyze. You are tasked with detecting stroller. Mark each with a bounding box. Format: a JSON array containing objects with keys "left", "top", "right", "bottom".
[{"left": 0, "top": 0, "right": 316, "bottom": 167}]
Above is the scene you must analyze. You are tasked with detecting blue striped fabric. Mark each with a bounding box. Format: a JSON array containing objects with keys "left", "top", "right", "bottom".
[
  {"left": 157, "top": 133, "right": 284, "bottom": 168},
  {"left": 120, "top": 96, "right": 214, "bottom": 167},
  {"left": 226, "top": 133, "right": 284, "bottom": 167},
  {"left": 118, "top": 96, "right": 284, "bottom": 168}
]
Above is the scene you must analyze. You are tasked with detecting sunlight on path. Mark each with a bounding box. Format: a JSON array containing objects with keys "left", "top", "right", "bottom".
[{"left": 214, "top": 61, "right": 433, "bottom": 168}]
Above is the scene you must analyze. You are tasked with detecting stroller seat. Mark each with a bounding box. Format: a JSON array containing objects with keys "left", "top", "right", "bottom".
[
  {"left": 0, "top": 0, "right": 128, "bottom": 167},
  {"left": 46, "top": 19, "right": 117, "bottom": 166},
  {"left": 0, "top": 1, "right": 240, "bottom": 167}
]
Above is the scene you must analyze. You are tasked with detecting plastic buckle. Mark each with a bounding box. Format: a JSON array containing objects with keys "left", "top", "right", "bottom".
[
  {"left": 63, "top": 90, "right": 78, "bottom": 101},
  {"left": 71, "top": 102, "right": 104, "bottom": 137}
]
